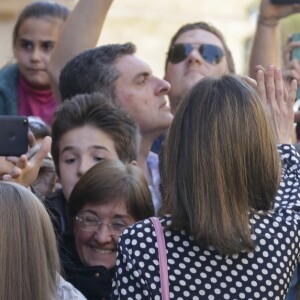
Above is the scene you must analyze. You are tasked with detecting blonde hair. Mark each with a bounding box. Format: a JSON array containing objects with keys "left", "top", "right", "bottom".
[{"left": 0, "top": 182, "right": 60, "bottom": 300}]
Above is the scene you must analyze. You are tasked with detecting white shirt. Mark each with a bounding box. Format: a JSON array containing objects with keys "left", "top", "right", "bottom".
[
  {"left": 57, "top": 275, "right": 87, "bottom": 300},
  {"left": 147, "top": 151, "right": 161, "bottom": 214}
]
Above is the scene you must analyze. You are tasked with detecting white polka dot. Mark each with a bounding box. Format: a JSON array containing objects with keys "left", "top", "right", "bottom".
[{"left": 113, "top": 188, "right": 300, "bottom": 299}]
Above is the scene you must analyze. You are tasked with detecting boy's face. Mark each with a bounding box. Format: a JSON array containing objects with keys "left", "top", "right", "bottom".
[{"left": 58, "top": 125, "right": 119, "bottom": 200}]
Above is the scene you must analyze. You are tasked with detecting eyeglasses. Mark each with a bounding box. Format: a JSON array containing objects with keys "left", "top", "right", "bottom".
[
  {"left": 167, "top": 43, "right": 224, "bottom": 65},
  {"left": 75, "top": 213, "right": 128, "bottom": 236}
]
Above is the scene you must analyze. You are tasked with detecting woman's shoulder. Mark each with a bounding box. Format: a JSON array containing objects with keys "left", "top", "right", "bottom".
[
  {"left": 128, "top": 215, "right": 170, "bottom": 229},
  {"left": 0, "top": 64, "right": 19, "bottom": 92},
  {"left": 120, "top": 215, "right": 172, "bottom": 241},
  {"left": 0, "top": 63, "right": 19, "bottom": 80}
]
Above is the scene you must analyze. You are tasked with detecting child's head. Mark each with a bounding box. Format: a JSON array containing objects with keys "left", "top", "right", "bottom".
[
  {"left": 51, "top": 93, "right": 140, "bottom": 200},
  {"left": 12, "top": 2, "right": 69, "bottom": 90}
]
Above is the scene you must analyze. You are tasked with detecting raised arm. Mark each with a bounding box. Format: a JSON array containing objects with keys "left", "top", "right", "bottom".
[
  {"left": 48, "top": 0, "right": 113, "bottom": 101},
  {"left": 255, "top": 65, "right": 300, "bottom": 215},
  {"left": 249, "top": 0, "right": 300, "bottom": 79}
]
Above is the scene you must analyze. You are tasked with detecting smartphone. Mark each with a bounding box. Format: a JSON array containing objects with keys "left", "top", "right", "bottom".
[
  {"left": 0, "top": 116, "right": 28, "bottom": 156},
  {"left": 291, "top": 33, "right": 300, "bottom": 61},
  {"left": 291, "top": 33, "right": 300, "bottom": 99},
  {"left": 271, "top": 0, "right": 300, "bottom": 3}
]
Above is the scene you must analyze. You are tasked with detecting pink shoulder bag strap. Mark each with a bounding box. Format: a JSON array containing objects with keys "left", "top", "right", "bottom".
[{"left": 150, "top": 217, "right": 170, "bottom": 300}]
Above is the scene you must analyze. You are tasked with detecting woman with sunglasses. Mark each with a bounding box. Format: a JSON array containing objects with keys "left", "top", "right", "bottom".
[
  {"left": 112, "top": 66, "right": 300, "bottom": 299},
  {"left": 60, "top": 159, "right": 154, "bottom": 300}
]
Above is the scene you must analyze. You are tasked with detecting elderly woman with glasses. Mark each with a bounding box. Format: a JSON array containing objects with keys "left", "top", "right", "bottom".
[{"left": 59, "top": 159, "right": 154, "bottom": 300}]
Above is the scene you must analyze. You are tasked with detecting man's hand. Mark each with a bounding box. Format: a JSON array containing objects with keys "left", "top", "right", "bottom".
[{"left": 259, "top": 0, "right": 300, "bottom": 23}]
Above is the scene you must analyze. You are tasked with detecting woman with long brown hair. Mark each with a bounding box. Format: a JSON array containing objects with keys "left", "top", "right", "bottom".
[{"left": 112, "top": 66, "right": 300, "bottom": 299}]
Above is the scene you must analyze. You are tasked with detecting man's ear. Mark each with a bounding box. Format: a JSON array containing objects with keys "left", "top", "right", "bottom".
[{"left": 130, "top": 160, "right": 137, "bottom": 166}]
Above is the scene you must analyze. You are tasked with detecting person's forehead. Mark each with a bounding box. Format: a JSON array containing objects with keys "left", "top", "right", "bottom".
[
  {"left": 174, "top": 29, "right": 224, "bottom": 49},
  {"left": 81, "top": 200, "right": 128, "bottom": 216},
  {"left": 20, "top": 16, "right": 64, "bottom": 29},
  {"left": 115, "top": 54, "right": 152, "bottom": 76},
  {"left": 58, "top": 125, "right": 116, "bottom": 151},
  {"left": 17, "top": 17, "right": 63, "bottom": 39}
]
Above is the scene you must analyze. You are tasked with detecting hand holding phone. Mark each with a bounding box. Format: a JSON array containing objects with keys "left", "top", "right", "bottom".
[
  {"left": 271, "top": 0, "right": 300, "bottom": 3},
  {"left": 258, "top": 0, "right": 300, "bottom": 29},
  {"left": 2, "top": 136, "right": 52, "bottom": 188}
]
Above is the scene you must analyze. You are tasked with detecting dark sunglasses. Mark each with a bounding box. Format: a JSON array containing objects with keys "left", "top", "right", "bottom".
[{"left": 167, "top": 43, "right": 224, "bottom": 65}]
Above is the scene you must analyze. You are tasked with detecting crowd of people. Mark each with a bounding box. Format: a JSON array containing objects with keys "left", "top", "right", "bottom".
[{"left": 0, "top": 0, "right": 300, "bottom": 299}]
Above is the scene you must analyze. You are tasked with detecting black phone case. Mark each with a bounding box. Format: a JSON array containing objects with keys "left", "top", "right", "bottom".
[
  {"left": 0, "top": 116, "right": 28, "bottom": 156},
  {"left": 271, "top": 0, "right": 300, "bottom": 3}
]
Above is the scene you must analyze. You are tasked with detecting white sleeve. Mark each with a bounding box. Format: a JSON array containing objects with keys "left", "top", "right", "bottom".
[{"left": 56, "top": 275, "right": 87, "bottom": 300}]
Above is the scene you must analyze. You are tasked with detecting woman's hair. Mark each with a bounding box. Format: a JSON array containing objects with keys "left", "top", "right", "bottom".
[
  {"left": 12, "top": 1, "right": 70, "bottom": 47},
  {"left": 160, "top": 74, "right": 280, "bottom": 255},
  {"left": 69, "top": 159, "right": 154, "bottom": 221},
  {"left": 0, "top": 181, "right": 60, "bottom": 300}
]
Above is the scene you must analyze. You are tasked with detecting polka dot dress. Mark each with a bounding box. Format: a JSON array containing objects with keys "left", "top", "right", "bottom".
[{"left": 112, "top": 145, "right": 300, "bottom": 300}]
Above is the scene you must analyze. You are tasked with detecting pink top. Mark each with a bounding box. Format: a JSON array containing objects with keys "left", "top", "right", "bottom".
[{"left": 17, "top": 76, "right": 57, "bottom": 125}]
